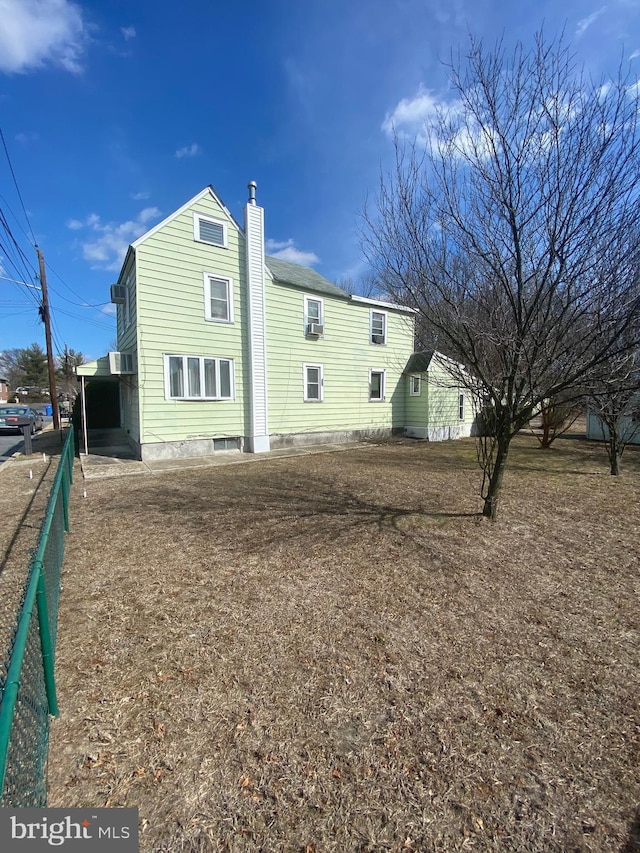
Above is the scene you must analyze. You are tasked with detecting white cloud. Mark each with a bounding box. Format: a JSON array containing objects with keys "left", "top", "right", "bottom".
[
  {"left": 382, "top": 86, "right": 467, "bottom": 149},
  {"left": 383, "top": 84, "right": 573, "bottom": 161},
  {"left": 14, "top": 131, "right": 39, "bottom": 143},
  {"left": 69, "top": 207, "right": 162, "bottom": 270},
  {"left": 0, "top": 0, "right": 87, "bottom": 74},
  {"left": 266, "top": 238, "right": 319, "bottom": 266},
  {"left": 576, "top": 6, "right": 608, "bottom": 38},
  {"left": 100, "top": 303, "right": 117, "bottom": 316},
  {"left": 130, "top": 191, "right": 150, "bottom": 200},
  {"left": 631, "top": 49, "right": 640, "bottom": 60},
  {"left": 121, "top": 26, "right": 136, "bottom": 40},
  {"left": 382, "top": 85, "right": 498, "bottom": 159},
  {"left": 382, "top": 87, "right": 449, "bottom": 138},
  {"left": 175, "top": 143, "right": 202, "bottom": 159}
]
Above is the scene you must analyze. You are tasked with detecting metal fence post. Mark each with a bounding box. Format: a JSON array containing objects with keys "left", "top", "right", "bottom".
[{"left": 36, "top": 563, "right": 59, "bottom": 717}]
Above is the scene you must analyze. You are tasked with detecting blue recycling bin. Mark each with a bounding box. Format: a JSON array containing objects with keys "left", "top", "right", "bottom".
[{"left": 45, "top": 404, "right": 53, "bottom": 416}]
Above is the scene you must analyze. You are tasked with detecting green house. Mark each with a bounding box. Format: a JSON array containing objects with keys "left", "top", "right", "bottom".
[{"left": 78, "top": 183, "right": 474, "bottom": 460}]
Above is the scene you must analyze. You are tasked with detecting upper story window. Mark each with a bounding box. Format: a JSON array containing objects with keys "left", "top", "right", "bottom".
[
  {"left": 409, "top": 375, "right": 421, "bottom": 396},
  {"left": 165, "top": 354, "right": 234, "bottom": 400},
  {"left": 370, "top": 310, "right": 387, "bottom": 345},
  {"left": 304, "top": 295, "right": 324, "bottom": 336},
  {"left": 204, "top": 274, "right": 234, "bottom": 323},
  {"left": 112, "top": 270, "right": 133, "bottom": 332},
  {"left": 194, "top": 213, "right": 228, "bottom": 248},
  {"left": 123, "top": 269, "right": 135, "bottom": 328}
]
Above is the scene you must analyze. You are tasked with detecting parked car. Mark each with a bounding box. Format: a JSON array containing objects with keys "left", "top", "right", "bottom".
[{"left": 0, "top": 405, "right": 44, "bottom": 434}]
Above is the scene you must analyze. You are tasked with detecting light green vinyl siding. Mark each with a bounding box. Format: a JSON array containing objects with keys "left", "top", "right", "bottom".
[
  {"left": 116, "top": 255, "right": 137, "bottom": 353},
  {"left": 405, "top": 374, "right": 428, "bottom": 425},
  {"left": 120, "top": 377, "right": 140, "bottom": 443},
  {"left": 427, "top": 357, "right": 475, "bottom": 429},
  {"left": 134, "top": 193, "right": 246, "bottom": 444},
  {"left": 404, "top": 357, "right": 476, "bottom": 433},
  {"left": 115, "top": 256, "right": 139, "bottom": 442},
  {"left": 266, "top": 284, "right": 414, "bottom": 436}
]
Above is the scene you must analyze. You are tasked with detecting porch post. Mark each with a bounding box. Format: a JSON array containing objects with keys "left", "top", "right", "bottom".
[{"left": 81, "top": 375, "right": 88, "bottom": 456}]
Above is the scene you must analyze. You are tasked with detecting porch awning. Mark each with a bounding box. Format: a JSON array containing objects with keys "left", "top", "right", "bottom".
[{"left": 76, "top": 356, "right": 114, "bottom": 378}]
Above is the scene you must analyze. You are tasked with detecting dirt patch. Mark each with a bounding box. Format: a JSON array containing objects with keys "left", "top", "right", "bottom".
[{"left": 47, "top": 435, "right": 640, "bottom": 851}]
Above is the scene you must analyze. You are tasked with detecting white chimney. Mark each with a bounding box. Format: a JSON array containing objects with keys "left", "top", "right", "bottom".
[{"left": 244, "top": 181, "right": 270, "bottom": 453}]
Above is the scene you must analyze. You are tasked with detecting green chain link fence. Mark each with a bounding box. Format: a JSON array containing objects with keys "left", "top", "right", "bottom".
[{"left": 0, "top": 426, "right": 74, "bottom": 807}]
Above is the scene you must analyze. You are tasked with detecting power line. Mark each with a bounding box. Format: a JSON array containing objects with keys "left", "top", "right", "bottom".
[
  {"left": 0, "top": 204, "right": 40, "bottom": 308},
  {"left": 0, "top": 308, "right": 37, "bottom": 318},
  {"left": 0, "top": 125, "right": 36, "bottom": 245},
  {"left": 0, "top": 204, "right": 37, "bottom": 271},
  {"left": 44, "top": 257, "right": 111, "bottom": 308},
  {"left": 0, "top": 256, "right": 41, "bottom": 309},
  {"left": 0, "top": 191, "right": 35, "bottom": 247},
  {"left": 0, "top": 214, "right": 38, "bottom": 278},
  {"left": 55, "top": 305, "right": 116, "bottom": 331}
]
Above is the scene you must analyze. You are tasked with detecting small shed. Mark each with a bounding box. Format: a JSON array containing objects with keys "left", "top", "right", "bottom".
[{"left": 586, "top": 411, "right": 640, "bottom": 445}]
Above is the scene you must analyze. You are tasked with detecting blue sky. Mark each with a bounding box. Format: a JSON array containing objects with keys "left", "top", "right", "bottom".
[{"left": 0, "top": 0, "right": 639, "bottom": 360}]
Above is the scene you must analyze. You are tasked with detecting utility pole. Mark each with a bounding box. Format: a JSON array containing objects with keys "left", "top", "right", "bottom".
[{"left": 36, "top": 247, "right": 60, "bottom": 430}]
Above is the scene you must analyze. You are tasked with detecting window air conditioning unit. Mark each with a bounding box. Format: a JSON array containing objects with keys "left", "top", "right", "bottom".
[
  {"left": 110, "top": 284, "right": 127, "bottom": 304},
  {"left": 108, "top": 351, "right": 135, "bottom": 375},
  {"left": 307, "top": 322, "right": 324, "bottom": 336}
]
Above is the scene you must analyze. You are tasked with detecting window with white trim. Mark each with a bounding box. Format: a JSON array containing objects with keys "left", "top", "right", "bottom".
[
  {"left": 304, "top": 295, "right": 324, "bottom": 335},
  {"left": 459, "top": 392, "right": 465, "bottom": 420},
  {"left": 204, "top": 274, "right": 233, "bottom": 323},
  {"left": 370, "top": 310, "right": 387, "bottom": 345},
  {"left": 165, "top": 355, "right": 234, "bottom": 400},
  {"left": 117, "top": 269, "right": 133, "bottom": 330},
  {"left": 303, "top": 363, "right": 323, "bottom": 401},
  {"left": 194, "top": 213, "right": 228, "bottom": 248},
  {"left": 369, "top": 369, "right": 385, "bottom": 401},
  {"left": 409, "top": 375, "right": 421, "bottom": 396}
]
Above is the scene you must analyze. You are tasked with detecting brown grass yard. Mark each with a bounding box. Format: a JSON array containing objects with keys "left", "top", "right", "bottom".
[{"left": 47, "top": 435, "right": 640, "bottom": 852}]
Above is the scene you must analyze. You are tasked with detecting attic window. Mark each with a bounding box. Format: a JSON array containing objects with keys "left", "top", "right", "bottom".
[{"left": 194, "top": 214, "right": 228, "bottom": 248}]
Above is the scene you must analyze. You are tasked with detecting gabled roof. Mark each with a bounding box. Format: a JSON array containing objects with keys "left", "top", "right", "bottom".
[
  {"left": 265, "top": 256, "right": 350, "bottom": 300},
  {"left": 131, "top": 185, "right": 242, "bottom": 250}
]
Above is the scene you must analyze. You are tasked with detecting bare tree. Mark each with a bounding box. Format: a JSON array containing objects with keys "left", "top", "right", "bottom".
[
  {"left": 336, "top": 270, "right": 383, "bottom": 298},
  {"left": 56, "top": 347, "right": 85, "bottom": 400},
  {"left": 363, "top": 33, "right": 640, "bottom": 519},
  {"left": 587, "top": 346, "right": 640, "bottom": 475},
  {"left": 533, "top": 393, "right": 584, "bottom": 449}
]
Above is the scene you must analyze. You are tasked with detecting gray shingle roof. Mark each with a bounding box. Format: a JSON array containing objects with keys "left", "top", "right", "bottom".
[
  {"left": 405, "top": 351, "right": 435, "bottom": 373},
  {"left": 265, "top": 256, "right": 350, "bottom": 300}
]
